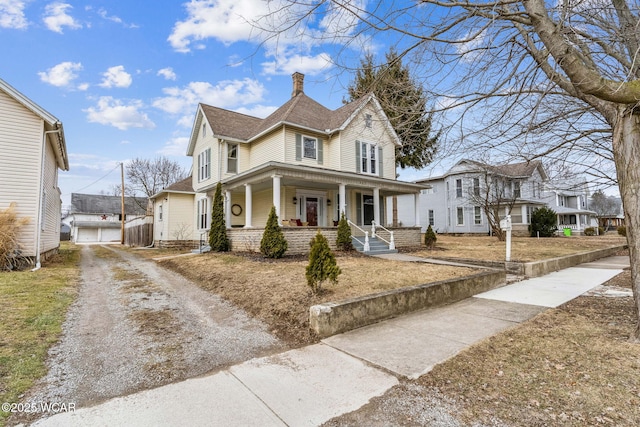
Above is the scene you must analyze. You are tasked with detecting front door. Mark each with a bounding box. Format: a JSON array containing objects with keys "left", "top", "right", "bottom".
[
  {"left": 363, "top": 195, "right": 375, "bottom": 225},
  {"left": 306, "top": 197, "right": 318, "bottom": 226}
]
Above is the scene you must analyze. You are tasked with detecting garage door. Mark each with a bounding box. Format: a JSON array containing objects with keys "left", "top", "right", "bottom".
[
  {"left": 100, "top": 228, "right": 121, "bottom": 242},
  {"left": 76, "top": 228, "right": 99, "bottom": 243}
]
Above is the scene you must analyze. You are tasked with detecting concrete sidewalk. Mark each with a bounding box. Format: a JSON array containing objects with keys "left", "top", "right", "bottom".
[{"left": 33, "top": 256, "right": 628, "bottom": 427}]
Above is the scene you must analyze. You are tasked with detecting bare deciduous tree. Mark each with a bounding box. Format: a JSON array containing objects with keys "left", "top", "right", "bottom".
[
  {"left": 125, "top": 156, "right": 189, "bottom": 199},
  {"left": 259, "top": 0, "right": 640, "bottom": 339}
]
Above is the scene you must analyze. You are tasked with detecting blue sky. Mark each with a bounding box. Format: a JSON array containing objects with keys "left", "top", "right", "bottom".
[{"left": 1, "top": 0, "right": 430, "bottom": 209}]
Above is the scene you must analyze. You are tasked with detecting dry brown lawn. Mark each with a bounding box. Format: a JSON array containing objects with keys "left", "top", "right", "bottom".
[
  {"left": 158, "top": 252, "right": 477, "bottom": 345},
  {"left": 415, "top": 234, "right": 627, "bottom": 262}
]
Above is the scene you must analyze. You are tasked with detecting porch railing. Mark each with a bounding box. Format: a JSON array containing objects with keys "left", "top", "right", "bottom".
[
  {"left": 371, "top": 221, "right": 395, "bottom": 250},
  {"left": 347, "top": 220, "right": 370, "bottom": 252}
]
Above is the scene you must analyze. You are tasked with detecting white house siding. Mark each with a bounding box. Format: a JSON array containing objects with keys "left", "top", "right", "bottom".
[
  {"left": 40, "top": 138, "right": 63, "bottom": 253},
  {"left": 0, "top": 89, "right": 44, "bottom": 257},
  {"left": 167, "top": 193, "right": 196, "bottom": 240}
]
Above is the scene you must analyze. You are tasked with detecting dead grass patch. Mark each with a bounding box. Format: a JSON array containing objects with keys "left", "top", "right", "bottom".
[
  {"left": 158, "top": 252, "right": 478, "bottom": 346},
  {"left": 414, "top": 234, "right": 626, "bottom": 262},
  {"left": 418, "top": 272, "right": 640, "bottom": 426}
]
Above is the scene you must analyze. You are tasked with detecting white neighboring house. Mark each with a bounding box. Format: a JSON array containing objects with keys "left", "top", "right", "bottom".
[
  {"left": 0, "top": 78, "right": 69, "bottom": 267},
  {"left": 393, "top": 159, "right": 549, "bottom": 236},
  {"left": 64, "top": 193, "right": 148, "bottom": 243},
  {"left": 542, "top": 179, "right": 598, "bottom": 234}
]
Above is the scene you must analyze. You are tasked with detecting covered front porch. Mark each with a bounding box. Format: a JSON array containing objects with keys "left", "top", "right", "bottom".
[
  {"left": 555, "top": 207, "right": 598, "bottom": 234},
  {"left": 198, "top": 162, "right": 426, "bottom": 252}
]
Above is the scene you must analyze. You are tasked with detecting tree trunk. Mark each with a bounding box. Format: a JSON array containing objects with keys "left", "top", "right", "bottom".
[{"left": 611, "top": 109, "right": 640, "bottom": 342}]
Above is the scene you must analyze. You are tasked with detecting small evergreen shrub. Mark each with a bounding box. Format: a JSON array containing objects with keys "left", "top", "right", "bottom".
[
  {"left": 209, "top": 182, "right": 230, "bottom": 252},
  {"left": 424, "top": 225, "right": 437, "bottom": 249},
  {"left": 306, "top": 231, "right": 341, "bottom": 294},
  {"left": 260, "top": 206, "right": 288, "bottom": 258},
  {"left": 584, "top": 227, "right": 596, "bottom": 236},
  {"left": 528, "top": 207, "right": 558, "bottom": 237},
  {"left": 618, "top": 225, "right": 627, "bottom": 237},
  {"left": 335, "top": 213, "right": 353, "bottom": 251}
]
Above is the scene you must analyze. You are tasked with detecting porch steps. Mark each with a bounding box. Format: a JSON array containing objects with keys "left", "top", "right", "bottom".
[
  {"left": 192, "top": 245, "right": 211, "bottom": 254},
  {"left": 351, "top": 236, "right": 398, "bottom": 255}
]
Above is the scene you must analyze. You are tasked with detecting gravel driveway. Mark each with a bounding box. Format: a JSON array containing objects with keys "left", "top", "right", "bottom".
[{"left": 15, "top": 245, "right": 284, "bottom": 423}]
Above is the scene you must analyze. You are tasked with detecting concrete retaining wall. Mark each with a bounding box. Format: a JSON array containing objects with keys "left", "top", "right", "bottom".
[
  {"left": 518, "top": 245, "right": 627, "bottom": 277},
  {"left": 309, "top": 269, "right": 506, "bottom": 338}
]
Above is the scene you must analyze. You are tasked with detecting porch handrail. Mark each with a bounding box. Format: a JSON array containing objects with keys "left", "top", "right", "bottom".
[
  {"left": 199, "top": 232, "right": 208, "bottom": 253},
  {"left": 347, "top": 220, "right": 370, "bottom": 252},
  {"left": 371, "top": 221, "right": 395, "bottom": 250}
]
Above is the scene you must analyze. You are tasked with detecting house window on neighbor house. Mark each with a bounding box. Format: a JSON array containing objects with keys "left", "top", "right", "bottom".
[
  {"left": 303, "top": 136, "right": 317, "bottom": 159},
  {"left": 365, "top": 114, "right": 372, "bottom": 128},
  {"left": 474, "top": 206, "right": 482, "bottom": 225},
  {"left": 456, "top": 179, "right": 463, "bottom": 198},
  {"left": 514, "top": 181, "right": 521, "bottom": 198},
  {"left": 158, "top": 204, "right": 163, "bottom": 221},
  {"left": 448, "top": 208, "right": 451, "bottom": 226},
  {"left": 428, "top": 209, "right": 435, "bottom": 226},
  {"left": 198, "top": 148, "right": 211, "bottom": 182},
  {"left": 197, "top": 198, "right": 209, "bottom": 230},
  {"left": 227, "top": 143, "right": 238, "bottom": 174},
  {"left": 473, "top": 178, "right": 480, "bottom": 197},
  {"left": 457, "top": 207, "right": 464, "bottom": 226}
]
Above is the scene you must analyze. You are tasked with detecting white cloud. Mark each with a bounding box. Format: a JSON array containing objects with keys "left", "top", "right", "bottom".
[
  {"left": 0, "top": 0, "right": 28, "bottom": 29},
  {"left": 261, "top": 52, "right": 332, "bottom": 76},
  {"left": 153, "top": 78, "right": 266, "bottom": 125},
  {"left": 38, "top": 61, "right": 83, "bottom": 87},
  {"left": 168, "top": 0, "right": 267, "bottom": 52},
  {"left": 157, "top": 67, "right": 177, "bottom": 81},
  {"left": 85, "top": 96, "right": 155, "bottom": 130},
  {"left": 43, "top": 2, "right": 82, "bottom": 33},
  {"left": 99, "top": 65, "right": 132, "bottom": 88},
  {"left": 97, "top": 8, "right": 138, "bottom": 28},
  {"left": 234, "top": 104, "right": 278, "bottom": 119},
  {"left": 158, "top": 136, "right": 190, "bottom": 157}
]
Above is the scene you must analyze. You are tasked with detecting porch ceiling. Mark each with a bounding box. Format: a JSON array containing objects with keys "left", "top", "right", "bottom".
[{"left": 208, "top": 162, "right": 427, "bottom": 196}]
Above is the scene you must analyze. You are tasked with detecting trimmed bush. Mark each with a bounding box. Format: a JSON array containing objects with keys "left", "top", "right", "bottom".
[
  {"left": 529, "top": 207, "right": 558, "bottom": 237},
  {"left": 209, "top": 182, "right": 230, "bottom": 252},
  {"left": 335, "top": 213, "right": 353, "bottom": 251},
  {"left": 306, "top": 231, "right": 341, "bottom": 294},
  {"left": 618, "top": 225, "right": 627, "bottom": 237},
  {"left": 424, "top": 224, "right": 437, "bottom": 249},
  {"left": 260, "top": 206, "right": 288, "bottom": 258},
  {"left": 584, "top": 227, "right": 596, "bottom": 236}
]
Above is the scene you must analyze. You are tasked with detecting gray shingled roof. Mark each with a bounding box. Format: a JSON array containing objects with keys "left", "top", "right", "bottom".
[
  {"left": 200, "top": 92, "right": 369, "bottom": 141},
  {"left": 70, "top": 193, "right": 148, "bottom": 215},
  {"left": 163, "top": 176, "right": 194, "bottom": 193}
]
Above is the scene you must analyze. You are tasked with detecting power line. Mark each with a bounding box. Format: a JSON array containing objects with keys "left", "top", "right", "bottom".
[{"left": 62, "top": 163, "right": 122, "bottom": 196}]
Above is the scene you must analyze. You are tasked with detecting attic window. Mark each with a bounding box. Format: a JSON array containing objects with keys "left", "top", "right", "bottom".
[
  {"left": 365, "top": 114, "right": 372, "bottom": 128},
  {"left": 202, "top": 123, "right": 206, "bottom": 138}
]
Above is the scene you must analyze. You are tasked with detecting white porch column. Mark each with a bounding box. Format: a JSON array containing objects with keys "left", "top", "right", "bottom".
[
  {"left": 576, "top": 212, "right": 581, "bottom": 230},
  {"left": 373, "top": 187, "right": 380, "bottom": 226},
  {"left": 414, "top": 193, "right": 421, "bottom": 228},
  {"left": 339, "top": 183, "right": 346, "bottom": 217},
  {"left": 244, "top": 183, "right": 253, "bottom": 228},
  {"left": 225, "top": 190, "right": 232, "bottom": 229},
  {"left": 272, "top": 175, "right": 282, "bottom": 224},
  {"left": 522, "top": 205, "right": 528, "bottom": 224}
]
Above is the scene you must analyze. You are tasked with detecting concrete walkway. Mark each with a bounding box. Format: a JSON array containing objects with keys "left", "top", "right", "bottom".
[{"left": 33, "top": 256, "right": 628, "bottom": 427}]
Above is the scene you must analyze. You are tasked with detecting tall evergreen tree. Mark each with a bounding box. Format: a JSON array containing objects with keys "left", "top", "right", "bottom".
[
  {"left": 346, "top": 49, "right": 440, "bottom": 170},
  {"left": 209, "top": 182, "right": 229, "bottom": 252}
]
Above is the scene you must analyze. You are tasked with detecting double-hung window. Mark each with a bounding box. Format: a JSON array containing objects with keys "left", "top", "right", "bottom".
[
  {"left": 360, "top": 141, "right": 377, "bottom": 175},
  {"left": 514, "top": 181, "right": 521, "bottom": 198},
  {"left": 227, "top": 143, "right": 238, "bottom": 174},
  {"left": 428, "top": 210, "right": 435, "bottom": 226},
  {"left": 198, "top": 148, "right": 211, "bottom": 182},
  {"left": 473, "top": 178, "right": 480, "bottom": 197},
  {"left": 197, "top": 198, "right": 209, "bottom": 230},
  {"left": 456, "top": 207, "right": 464, "bottom": 226},
  {"left": 303, "top": 136, "right": 317, "bottom": 159},
  {"left": 474, "top": 206, "right": 482, "bottom": 225},
  {"left": 456, "top": 179, "right": 463, "bottom": 198}
]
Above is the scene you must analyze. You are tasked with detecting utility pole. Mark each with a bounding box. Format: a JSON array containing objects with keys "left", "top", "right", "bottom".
[{"left": 121, "top": 162, "right": 125, "bottom": 244}]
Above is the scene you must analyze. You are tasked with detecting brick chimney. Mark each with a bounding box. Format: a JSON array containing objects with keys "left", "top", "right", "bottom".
[{"left": 291, "top": 72, "right": 304, "bottom": 97}]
